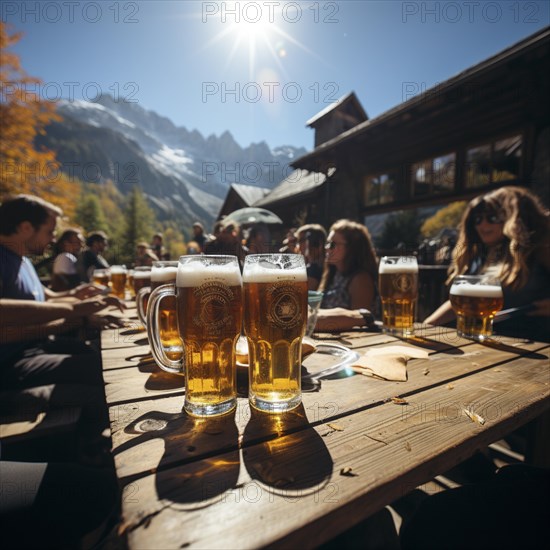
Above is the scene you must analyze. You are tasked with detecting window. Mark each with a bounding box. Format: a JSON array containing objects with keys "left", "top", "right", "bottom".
[
  {"left": 412, "top": 153, "right": 456, "bottom": 196},
  {"left": 363, "top": 172, "right": 396, "bottom": 206},
  {"left": 466, "top": 134, "right": 522, "bottom": 188}
]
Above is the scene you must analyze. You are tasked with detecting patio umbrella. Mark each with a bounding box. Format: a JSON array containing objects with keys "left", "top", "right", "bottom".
[{"left": 223, "top": 207, "right": 283, "bottom": 226}]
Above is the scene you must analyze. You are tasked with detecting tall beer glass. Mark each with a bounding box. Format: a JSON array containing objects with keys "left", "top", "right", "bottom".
[
  {"left": 92, "top": 268, "right": 110, "bottom": 287},
  {"left": 450, "top": 275, "right": 503, "bottom": 340},
  {"left": 110, "top": 265, "right": 127, "bottom": 299},
  {"left": 134, "top": 267, "right": 152, "bottom": 325},
  {"left": 146, "top": 261, "right": 182, "bottom": 361},
  {"left": 148, "top": 255, "right": 242, "bottom": 417},
  {"left": 379, "top": 256, "right": 418, "bottom": 336},
  {"left": 243, "top": 254, "right": 307, "bottom": 413}
]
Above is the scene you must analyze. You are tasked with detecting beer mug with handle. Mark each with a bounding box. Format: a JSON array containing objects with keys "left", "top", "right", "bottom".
[
  {"left": 379, "top": 256, "right": 418, "bottom": 336},
  {"left": 450, "top": 274, "right": 503, "bottom": 340},
  {"left": 134, "top": 266, "right": 152, "bottom": 325},
  {"left": 243, "top": 254, "right": 308, "bottom": 413},
  {"left": 148, "top": 255, "right": 242, "bottom": 417},
  {"left": 146, "top": 261, "right": 181, "bottom": 361}
]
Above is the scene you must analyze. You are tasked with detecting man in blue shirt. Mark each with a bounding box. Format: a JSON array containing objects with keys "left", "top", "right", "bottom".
[{"left": 0, "top": 194, "right": 125, "bottom": 388}]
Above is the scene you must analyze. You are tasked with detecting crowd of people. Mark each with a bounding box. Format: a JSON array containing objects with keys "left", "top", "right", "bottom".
[{"left": 1, "top": 185, "right": 549, "bottom": 545}]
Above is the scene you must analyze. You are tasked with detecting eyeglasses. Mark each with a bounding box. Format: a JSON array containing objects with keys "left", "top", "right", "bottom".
[
  {"left": 473, "top": 212, "right": 504, "bottom": 225},
  {"left": 325, "top": 240, "right": 346, "bottom": 250}
]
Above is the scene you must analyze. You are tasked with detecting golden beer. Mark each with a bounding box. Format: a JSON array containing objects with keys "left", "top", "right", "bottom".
[
  {"left": 151, "top": 263, "right": 180, "bottom": 360},
  {"left": 176, "top": 256, "right": 242, "bottom": 416},
  {"left": 379, "top": 256, "right": 418, "bottom": 336},
  {"left": 126, "top": 270, "right": 135, "bottom": 297},
  {"left": 110, "top": 266, "right": 127, "bottom": 299},
  {"left": 243, "top": 254, "right": 307, "bottom": 413},
  {"left": 450, "top": 276, "right": 503, "bottom": 340},
  {"left": 93, "top": 269, "right": 109, "bottom": 286}
]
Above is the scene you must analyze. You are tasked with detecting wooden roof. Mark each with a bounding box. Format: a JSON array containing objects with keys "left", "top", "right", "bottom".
[
  {"left": 294, "top": 26, "right": 550, "bottom": 173},
  {"left": 255, "top": 169, "right": 327, "bottom": 208},
  {"left": 305, "top": 91, "right": 368, "bottom": 128}
]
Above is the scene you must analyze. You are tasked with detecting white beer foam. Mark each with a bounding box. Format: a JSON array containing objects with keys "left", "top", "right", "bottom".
[
  {"left": 110, "top": 266, "right": 127, "bottom": 274},
  {"left": 243, "top": 264, "right": 307, "bottom": 283},
  {"left": 450, "top": 283, "right": 502, "bottom": 298},
  {"left": 133, "top": 270, "right": 152, "bottom": 279},
  {"left": 379, "top": 259, "right": 418, "bottom": 274},
  {"left": 151, "top": 266, "right": 177, "bottom": 282},
  {"left": 177, "top": 262, "right": 242, "bottom": 287}
]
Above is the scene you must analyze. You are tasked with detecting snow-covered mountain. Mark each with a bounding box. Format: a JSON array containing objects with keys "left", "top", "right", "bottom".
[{"left": 44, "top": 95, "right": 307, "bottom": 227}]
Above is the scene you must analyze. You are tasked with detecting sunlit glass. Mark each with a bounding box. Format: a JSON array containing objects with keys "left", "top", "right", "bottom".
[
  {"left": 474, "top": 213, "right": 504, "bottom": 225},
  {"left": 325, "top": 241, "right": 346, "bottom": 250}
]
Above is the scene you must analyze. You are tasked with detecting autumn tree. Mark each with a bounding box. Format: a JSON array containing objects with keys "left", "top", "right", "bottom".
[
  {"left": 0, "top": 22, "right": 79, "bottom": 214},
  {"left": 420, "top": 201, "right": 467, "bottom": 238}
]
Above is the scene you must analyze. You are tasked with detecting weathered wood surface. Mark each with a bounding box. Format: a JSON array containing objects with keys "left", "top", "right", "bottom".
[{"left": 100, "top": 314, "right": 550, "bottom": 549}]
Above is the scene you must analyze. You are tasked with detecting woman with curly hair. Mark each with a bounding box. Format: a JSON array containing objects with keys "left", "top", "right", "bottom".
[
  {"left": 319, "top": 219, "right": 378, "bottom": 310},
  {"left": 425, "top": 186, "right": 550, "bottom": 341}
]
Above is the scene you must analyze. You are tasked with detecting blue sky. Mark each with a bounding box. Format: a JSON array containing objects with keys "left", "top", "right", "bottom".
[{"left": 4, "top": 1, "right": 549, "bottom": 150}]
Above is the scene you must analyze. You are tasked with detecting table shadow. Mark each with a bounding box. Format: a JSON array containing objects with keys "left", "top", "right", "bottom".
[
  {"left": 402, "top": 335, "right": 465, "bottom": 355},
  {"left": 242, "top": 404, "right": 333, "bottom": 496},
  {"left": 145, "top": 370, "right": 185, "bottom": 390},
  {"left": 479, "top": 339, "right": 548, "bottom": 359},
  {"left": 120, "top": 409, "right": 240, "bottom": 508}
]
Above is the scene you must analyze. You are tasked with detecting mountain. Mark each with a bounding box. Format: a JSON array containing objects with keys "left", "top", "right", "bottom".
[{"left": 37, "top": 95, "right": 308, "bottom": 228}]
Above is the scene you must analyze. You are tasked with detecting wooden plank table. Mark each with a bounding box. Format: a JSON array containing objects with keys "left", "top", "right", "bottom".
[{"left": 101, "top": 316, "right": 550, "bottom": 549}]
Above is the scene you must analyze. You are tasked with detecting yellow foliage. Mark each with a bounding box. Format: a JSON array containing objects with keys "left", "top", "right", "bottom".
[
  {"left": 0, "top": 22, "right": 77, "bottom": 216},
  {"left": 421, "top": 201, "right": 467, "bottom": 238}
]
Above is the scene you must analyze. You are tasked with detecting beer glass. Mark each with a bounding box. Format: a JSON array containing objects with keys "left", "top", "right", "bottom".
[
  {"left": 148, "top": 255, "right": 242, "bottom": 417},
  {"left": 134, "top": 267, "right": 152, "bottom": 325},
  {"left": 243, "top": 254, "right": 308, "bottom": 413},
  {"left": 379, "top": 256, "right": 418, "bottom": 336},
  {"left": 92, "top": 268, "right": 109, "bottom": 287},
  {"left": 110, "top": 265, "right": 127, "bottom": 299},
  {"left": 126, "top": 269, "right": 135, "bottom": 298},
  {"left": 450, "top": 275, "right": 503, "bottom": 340},
  {"left": 146, "top": 261, "right": 182, "bottom": 361}
]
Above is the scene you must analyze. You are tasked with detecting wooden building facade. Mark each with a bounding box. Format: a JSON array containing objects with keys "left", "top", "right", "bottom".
[{"left": 284, "top": 27, "right": 550, "bottom": 226}]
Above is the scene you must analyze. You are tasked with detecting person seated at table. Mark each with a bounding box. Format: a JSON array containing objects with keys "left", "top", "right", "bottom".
[
  {"left": 319, "top": 219, "right": 378, "bottom": 310},
  {"left": 135, "top": 241, "right": 158, "bottom": 267},
  {"left": 205, "top": 221, "right": 248, "bottom": 264},
  {"left": 78, "top": 230, "right": 110, "bottom": 282},
  {"left": 296, "top": 223, "right": 327, "bottom": 291},
  {"left": 50, "top": 228, "right": 85, "bottom": 291},
  {"left": 246, "top": 223, "right": 271, "bottom": 254},
  {"left": 0, "top": 194, "right": 126, "bottom": 391},
  {"left": 424, "top": 186, "right": 550, "bottom": 342}
]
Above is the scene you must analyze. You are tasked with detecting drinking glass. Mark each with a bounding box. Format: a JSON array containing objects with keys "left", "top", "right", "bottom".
[
  {"left": 148, "top": 255, "right": 242, "bottom": 417},
  {"left": 450, "top": 275, "right": 503, "bottom": 340},
  {"left": 379, "top": 256, "right": 418, "bottom": 336},
  {"left": 243, "top": 254, "right": 307, "bottom": 413}
]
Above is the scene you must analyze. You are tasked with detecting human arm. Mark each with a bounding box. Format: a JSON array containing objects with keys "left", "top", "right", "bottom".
[
  {"left": 348, "top": 271, "right": 376, "bottom": 310},
  {"left": 44, "top": 283, "right": 107, "bottom": 301},
  {"left": 0, "top": 299, "right": 127, "bottom": 343},
  {"left": 527, "top": 298, "right": 550, "bottom": 317},
  {"left": 315, "top": 308, "right": 370, "bottom": 332},
  {"left": 424, "top": 299, "right": 456, "bottom": 326}
]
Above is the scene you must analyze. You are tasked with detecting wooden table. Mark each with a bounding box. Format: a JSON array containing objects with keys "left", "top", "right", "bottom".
[{"left": 101, "top": 313, "right": 550, "bottom": 549}]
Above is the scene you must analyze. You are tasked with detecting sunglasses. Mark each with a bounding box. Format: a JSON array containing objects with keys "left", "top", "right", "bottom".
[
  {"left": 473, "top": 212, "right": 504, "bottom": 225},
  {"left": 325, "top": 240, "right": 346, "bottom": 250}
]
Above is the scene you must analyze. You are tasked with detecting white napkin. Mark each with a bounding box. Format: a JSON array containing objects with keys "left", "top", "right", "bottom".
[{"left": 350, "top": 345, "right": 429, "bottom": 381}]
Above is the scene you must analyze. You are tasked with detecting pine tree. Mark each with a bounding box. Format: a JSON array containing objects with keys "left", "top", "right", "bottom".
[
  {"left": 117, "top": 187, "right": 156, "bottom": 265},
  {"left": 75, "top": 191, "right": 109, "bottom": 234}
]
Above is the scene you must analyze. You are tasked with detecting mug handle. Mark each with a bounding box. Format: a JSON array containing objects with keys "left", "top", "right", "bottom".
[
  {"left": 136, "top": 286, "right": 151, "bottom": 326},
  {"left": 146, "top": 283, "right": 184, "bottom": 374}
]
